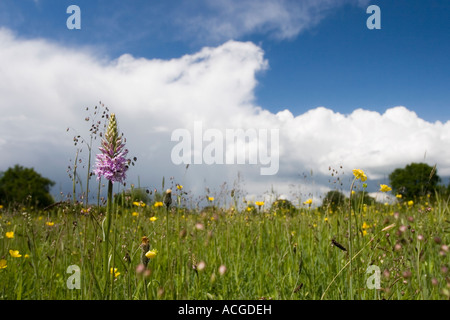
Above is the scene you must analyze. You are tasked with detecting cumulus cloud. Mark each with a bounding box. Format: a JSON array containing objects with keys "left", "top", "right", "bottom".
[{"left": 0, "top": 27, "right": 449, "bottom": 206}]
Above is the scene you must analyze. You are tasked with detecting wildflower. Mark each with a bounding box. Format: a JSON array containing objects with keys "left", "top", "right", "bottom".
[
  {"left": 163, "top": 189, "right": 172, "bottom": 209},
  {"left": 380, "top": 184, "right": 392, "bottom": 192},
  {"left": 218, "top": 265, "right": 227, "bottom": 276},
  {"left": 177, "top": 184, "right": 183, "bottom": 190},
  {"left": 94, "top": 113, "right": 129, "bottom": 184},
  {"left": 324, "top": 217, "right": 328, "bottom": 222},
  {"left": 303, "top": 199, "right": 313, "bottom": 205},
  {"left": 255, "top": 201, "right": 264, "bottom": 207},
  {"left": 24, "top": 254, "right": 30, "bottom": 259},
  {"left": 110, "top": 268, "right": 120, "bottom": 278},
  {"left": 9, "top": 250, "right": 22, "bottom": 258},
  {"left": 407, "top": 200, "right": 414, "bottom": 207},
  {"left": 81, "top": 207, "right": 91, "bottom": 215},
  {"left": 208, "top": 196, "right": 214, "bottom": 202},
  {"left": 133, "top": 201, "right": 146, "bottom": 207},
  {"left": 195, "top": 223, "right": 204, "bottom": 230},
  {"left": 149, "top": 216, "right": 158, "bottom": 222},
  {"left": 396, "top": 194, "right": 402, "bottom": 199},
  {"left": 0, "top": 259, "right": 7, "bottom": 269},
  {"left": 140, "top": 236, "right": 150, "bottom": 267},
  {"left": 154, "top": 202, "right": 163, "bottom": 208},
  {"left": 246, "top": 206, "right": 253, "bottom": 212},
  {"left": 46, "top": 221, "right": 55, "bottom": 227},
  {"left": 197, "top": 261, "right": 206, "bottom": 271},
  {"left": 136, "top": 263, "right": 146, "bottom": 275},
  {"left": 6, "top": 231, "right": 14, "bottom": 239},
  {"left": 0, "top": 205, "right": 3, "bottom": 209},
  {"left": 132, "top": 212, "right": 139, "bottom": 217},
  {"left": 145, "top": 249, "right": 158, "bottom": 259},
  {"left": 352, "top": 169, "right": 367, "bottom": 182}
]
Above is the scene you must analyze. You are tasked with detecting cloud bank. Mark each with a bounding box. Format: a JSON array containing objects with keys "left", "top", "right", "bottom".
[{"left": 0, "top": 28, "right": 449, "bottom": 205}]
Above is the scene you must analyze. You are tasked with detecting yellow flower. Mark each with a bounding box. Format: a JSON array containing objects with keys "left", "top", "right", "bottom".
[
  {"left": 246, "top": 207, "right": 252, "bottom": 212},
  {"left": 352, "top": 169, "right": 367, "bottom": 182},
  {"left": 9, "top": 250, "right": 22, "bottom": 258},
  {"left": 303, "top": 198, "right": 313, "bottom": 205},
  {"left": 132, "top": 211, "right": 139, "bottom": 217},
  {"left": 0, "top": 259, "right": 7, "bottom": 269},
  {"left": 46, "top": 221, "right": 55, "bottom": 227},
  {"left": 362, "top": 221, "right": 370, "bottom": 229},
  {"left": 6, "top": 231, "right": 14, "bottom": 239},
  {"left": 145, "top": 249, "right": 158, "bottom": 259},
  {"left": 408, "top": 200, "right": 414, "bottom": 207},
  {"left": 154, "top": 202, "right": 163, "bottom": 208},
  {"left": 149, "top": 216, "right": 158, "bottom": 222},
  {"left": 379, "top": 184, "right": 392, "bottom": 192},
  {"left": 177, "top": 184, "right": 183, "bottom": 190},
  {"left": 208, "top": 197, "right": 214, "bottom": 202},
  {"left": 324, "top": 217, "right": 328, "bottom": 222},
  {"left": 362, "top": 230, "right": 368, "bottom": 236},
  {"left": 255, "top": 201, "right": 264, "bottom": 207},
  {"left": 0, "top": 205, "right": 3, "bottom": 209},
  {"left": 110, "top": 268, "right": 120, "bottom": 278},
  {"left": 24, "top": 254, "right": 30, "bottom": 259},
  {"left": 396, "top": 194, "right": 402, "bottom": 199},
  {"left": 133, "top": 201, "right": 146, "bottom": 207}
]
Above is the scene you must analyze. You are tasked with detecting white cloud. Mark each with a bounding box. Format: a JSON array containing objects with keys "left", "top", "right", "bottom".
[
  {"left": 173, "top": 0, "right": 370, "bottom": 42},
  {"left": 0, "top": 28, "right": 449, "bottom": 206}
]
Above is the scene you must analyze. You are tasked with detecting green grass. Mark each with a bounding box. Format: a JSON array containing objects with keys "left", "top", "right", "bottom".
[{"left": 0, "top": 193, "right": 449, "bottom": 300}]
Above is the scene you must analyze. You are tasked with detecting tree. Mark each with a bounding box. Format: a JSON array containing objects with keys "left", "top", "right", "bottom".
[
  {"left": 351, "top": 191, "right": 376, "bottom": 207},
  {"left": 114, "top": 187, "right": 150, "bottom": 208},
  {"left": 271, "top": 198, "right": 296, "bottom": 214},
  {"left": 321, "top": 190, "right": 346, "bottom": 212},
  {"left": 0, "top": 164, "right": 55, "bottom": 208},
  {"left": 389, "top": 162, "right": 440, "bottom": 200}
]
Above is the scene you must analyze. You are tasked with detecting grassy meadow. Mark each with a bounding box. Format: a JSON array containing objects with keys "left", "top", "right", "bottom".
[{"left": 0, "top": 184, "right": 449, "bottom": 300}]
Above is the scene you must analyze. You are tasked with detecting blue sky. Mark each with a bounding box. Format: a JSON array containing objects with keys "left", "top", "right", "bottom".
[
  {"left": 1, "top": 0, "right": 449, "bottom": 122},
  {"left": 1, "top": 0, "right": 450, "bottom": 204}
]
